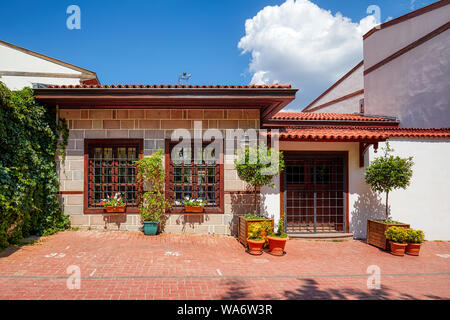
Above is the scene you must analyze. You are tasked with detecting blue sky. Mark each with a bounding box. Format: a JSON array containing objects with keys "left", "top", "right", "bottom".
[{"left": 0, "top": 0, "right": 436, "bottom": 109}]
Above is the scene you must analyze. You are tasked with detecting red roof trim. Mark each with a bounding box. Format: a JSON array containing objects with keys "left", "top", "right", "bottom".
[
  {"left": 46, "top": 83, "right": 292, "bottom": 89},
  {"left": 271, "top": 112, "right": 395, "bottom": 122},
  {"left": 277, "top": 126, "right": 450, "bottom": 141},
  {"left": 363, "top": 0, "right": 450, "bottom": 40}
]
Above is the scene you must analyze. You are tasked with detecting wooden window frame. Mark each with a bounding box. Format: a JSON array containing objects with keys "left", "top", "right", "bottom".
[
  {"left": 83, "top": 139, "right": 143, "bottom": 214},
  {"left": 165, "top": 139, "right": 224, "bottom": 214}
]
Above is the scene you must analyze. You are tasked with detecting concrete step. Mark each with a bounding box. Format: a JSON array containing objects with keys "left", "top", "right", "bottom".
[{"left": 288, "top": 232, "right": 354, "bottom": 241}]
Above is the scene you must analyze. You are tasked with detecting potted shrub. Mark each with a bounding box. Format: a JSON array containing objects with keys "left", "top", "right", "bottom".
[
  {"left": 365, "top": 143, "right": 414, "bottom": 250},
  {"left": 267, "top": 218, "right": 288, "bottom": 256},
  {"left": 238, "top": 214, "right": 274, "bottom": 246},
  {"left": 135, "top": 149, "right": 170, "bottom": 235},
  {"left": 247, "top": 222, "right": 271, "bottom": 255},
  {"left": 385, "top": 226, "right": 408, "bottom": 256},
  {"left": 181, "top": 197, "right": 207, "bottom": 213},
  {"left": 405, "top": 228, "right": 425, "bottom": 256},
  {"left": 101, "top": 193, "right": 126, "bottom": 213},
  {"left": 235, "top": 143, "right": 283, "bottom": 246}
]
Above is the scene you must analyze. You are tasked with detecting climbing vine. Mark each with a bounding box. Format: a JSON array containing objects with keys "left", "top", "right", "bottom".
[
  {"left": 57, "top": 117, "right": 69, "bottom": 162},
  {"left": 0, "top": 82, "right": 69, "bottom": 249}
]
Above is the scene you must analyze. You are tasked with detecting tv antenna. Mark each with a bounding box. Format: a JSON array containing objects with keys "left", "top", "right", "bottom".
[{"left": 178, "top": 72, "right": 191, "bottom": 84}]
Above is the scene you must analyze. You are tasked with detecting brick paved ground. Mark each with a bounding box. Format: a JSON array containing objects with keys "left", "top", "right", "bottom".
[{"left": 0, "top": 230, "right": 449, "bottom": 300}]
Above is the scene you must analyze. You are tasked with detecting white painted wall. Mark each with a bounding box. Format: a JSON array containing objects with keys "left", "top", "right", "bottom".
[
  {"left": 363, "top": 3, "right": 450, "bottom": 128},
  {"left": 364, "top": 31, "right": 450, "bottom": 128},
  {"left": 307, "top": 63, "right": 364, "bottom": 113},
  {"left": 263, "top": 139, "right": 450, "bottom": 240},
  {"left": 0, "top": 42, "right": 87, "bottom": 90},
  {"left": 0, "top": 75, "right": 81, "bottom": 90},
  {"left": 364, "top": 4, "right": 450, "bottom": 70},
  {"left": 367, "top": 139, "right": 450, "bottom": 241}
]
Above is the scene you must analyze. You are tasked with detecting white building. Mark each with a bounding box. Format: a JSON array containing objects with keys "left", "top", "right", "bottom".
[{"left": 0, "top": 40, "right": 99, "bottom": 90}]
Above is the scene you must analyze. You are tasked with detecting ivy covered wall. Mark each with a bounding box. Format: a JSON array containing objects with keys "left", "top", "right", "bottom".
[{"left": 0, "top": 82, "right": 69, "bottom": 248}]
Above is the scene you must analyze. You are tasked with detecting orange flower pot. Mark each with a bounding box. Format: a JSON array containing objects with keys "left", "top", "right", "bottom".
[
  {"left": 104, "top": 205, "right": 126, "bottom": 213},
  {"left": 247, "top": 239, "right": 265, "bottom": 255},
  {"left": 185, "top": 206, "right": 204, "bottom": 213},
  {"left": 406, "top": 243, "right": 422, "bottom": 256},
  {"left": 389, "top": 241, "right": 407, "bottom": 256},
  {"left": 267, "top": 236, "right": 288, "bottom": 256}
]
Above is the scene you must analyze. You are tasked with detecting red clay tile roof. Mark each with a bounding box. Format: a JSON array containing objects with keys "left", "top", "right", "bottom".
[
  {"left": 271, "top": 112, "right": 395, "bottom": 122},
  {"left": 46, "top": 84, "right": 292, "bottom": 89},
  {"left": 277, "top": 126, "right": 450, "bottom": 141}
]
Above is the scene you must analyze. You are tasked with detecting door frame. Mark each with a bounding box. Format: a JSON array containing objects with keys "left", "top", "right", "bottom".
[{"left": 280, "top": 151, "right": 349, "bottom": 233}]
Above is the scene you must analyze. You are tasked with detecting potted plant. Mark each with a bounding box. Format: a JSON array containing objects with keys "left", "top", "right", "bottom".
[
  {"left": 101, "top": 193, "right": 126, "bottom": 213},
  {"left": 385, "top": 226, "right": 408, "bottom": 256},
  {"left": 267, "top": 218, "right": 288, "bottom": 256},
  {"left": 247, "top": 222, "right": 270, "bottom": 255},
  {"left": 365, "top": 143, "right": 414, "bottom": 250},
  {"left": 405, "top": 228, "right": 425, "bottom": 256},
  {"left": 135, "top": 149, "right": 170, "bottom": 235},
  {"left": 235, "top": 143, "right": 283, "bottom": 246},
  {"left": 181, "top": 197, "right": 207, "bottom": 213},
  {"left": 238, "top": 214, "right": 274, "bottom": 246}
]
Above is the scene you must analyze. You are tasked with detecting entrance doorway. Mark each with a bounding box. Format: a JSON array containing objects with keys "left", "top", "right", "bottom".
[{"left": 284, "top": 153, "right": 347, "bottom": 233}]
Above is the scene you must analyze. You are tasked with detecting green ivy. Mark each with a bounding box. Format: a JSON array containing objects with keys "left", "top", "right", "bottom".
[{"left": 0, "top": 82, "right": 69, "bottom": 248}]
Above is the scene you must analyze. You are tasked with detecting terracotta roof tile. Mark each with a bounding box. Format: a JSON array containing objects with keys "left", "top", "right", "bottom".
[
  {"left": 271, "top": 112, "right": 395, "bottom": 122},
  {"left": 277, "top": 126, "right": 450, "bottom": 141},
  {"left": 46, "top": 84, "right": 292, "bottom": 89}
]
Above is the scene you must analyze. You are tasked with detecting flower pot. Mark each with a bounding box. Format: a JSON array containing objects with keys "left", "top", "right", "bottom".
[
  {"left": 104, "top": 205, "right": 126, "bottom": 213},
  {"left": 247, "top": 239, "right": 265, "bottom": 255},
  {"left": 267, "top": 236, "right": 288, "bottom": 256},
  {"left": 185, "top": 206, "right": 204, "bottom": 213},
  {"left": 389, "top": 241, "right": 407, "bottom": 256},
  {"left": 143, "top": 221, "right": 159, "bottom": 235},
  {"left": 406, "top": 243, "right": 422, "bottom": 256}
]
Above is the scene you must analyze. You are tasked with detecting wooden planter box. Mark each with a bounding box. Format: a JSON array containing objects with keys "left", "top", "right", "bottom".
[
  {"left": 185, "top": 206, "right": 204, "bottom": 213},
  {"left": 238, "top": 216, "right": 274, "bottom": 247},
  {"left": 366, "top": 219, "right": 410, "bottom": 250},
  {"left": 104, "top": 205, "right": 126, "bottom": 213}
]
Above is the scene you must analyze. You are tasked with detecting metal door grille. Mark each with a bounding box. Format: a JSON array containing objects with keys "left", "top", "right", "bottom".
[{"left": 285, "top": 154, "right": 346, "bottom": 233}]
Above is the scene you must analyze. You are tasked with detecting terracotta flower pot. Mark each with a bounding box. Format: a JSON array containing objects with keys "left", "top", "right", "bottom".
[
  {"left": 247, "top": 239, "right": 265, "bottom": 255},
  {"left": 185, "top": 206, "right": 204, "bottom": 213},
  {"left": 267, "top": 236, "right": 288, "bottom": 256},
  {"left": 406, "top": 243, "right": 422, "bottom": 256},
  {"left": 389, "top": 241, "right": 407, "bottom": 256},
  {"left": 104, "top": 205, "right": 126, "bottom": 213}
]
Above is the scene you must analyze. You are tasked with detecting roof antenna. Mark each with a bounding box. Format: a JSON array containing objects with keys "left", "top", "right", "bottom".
[{"left": 178, "top": 72, "right": 191, "bottom": 85}]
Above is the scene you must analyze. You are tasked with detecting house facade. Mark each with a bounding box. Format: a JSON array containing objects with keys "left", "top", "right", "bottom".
[{"left": 34, "top": 84, "right": 450, "bottom": 240}]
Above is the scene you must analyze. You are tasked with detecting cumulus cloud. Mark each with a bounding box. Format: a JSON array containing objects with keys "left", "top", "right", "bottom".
[{"left": 238, "top": 0, "right": 377, "bottom": 109}]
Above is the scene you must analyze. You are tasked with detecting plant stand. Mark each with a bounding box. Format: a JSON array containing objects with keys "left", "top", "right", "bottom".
[
  {"left": 238, "top": 216, "right": 274, "bottom": 247},
  {"left": 366, "top": 219, "right": 410, "bottom": 250}
]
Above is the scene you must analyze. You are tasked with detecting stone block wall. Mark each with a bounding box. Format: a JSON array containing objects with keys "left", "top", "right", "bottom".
[{"left": 58, "top": 108, "right": 260, "bottom": 235}]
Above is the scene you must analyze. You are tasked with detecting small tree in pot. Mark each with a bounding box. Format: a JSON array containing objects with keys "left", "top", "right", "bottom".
[
  {"left": 135, "top": 149, "right": 171, "bottom": 235},
  {"left": 365, "top": 143, "right": 414, "bottom": 250},
  {"left": 234, "top": 143, "right": 284, "bottom": 216},
  {"left": 405, "top": 228, "right": 425, "bottom": 256}
]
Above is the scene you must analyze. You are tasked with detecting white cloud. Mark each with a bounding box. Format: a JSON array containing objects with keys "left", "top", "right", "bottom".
[{"left": 238, "top": 0, "right": 377, "bottom": 110}]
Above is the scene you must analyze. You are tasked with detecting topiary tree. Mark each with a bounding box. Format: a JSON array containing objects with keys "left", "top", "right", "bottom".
[
  {"left": 234, "top": 143, "right": 284, "bottom": 216},
  {"left": 365, "top": 142, "right": 414, "bottom": 221}
]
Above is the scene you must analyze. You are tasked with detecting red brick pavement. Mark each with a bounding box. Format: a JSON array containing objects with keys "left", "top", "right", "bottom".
[{"left": 0, "top": 230, "right": 449, "bottom": 300}]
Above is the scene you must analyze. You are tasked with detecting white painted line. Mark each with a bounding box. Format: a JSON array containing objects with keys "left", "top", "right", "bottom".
[
  {"left": 65, "top": 246, "right": 70, "bottom": 250},
  {"left": 436, "top": 254, "right": 450, "bottom": 258},
  {"left": 90, "top": 269, "right": 96, "bottom": 277},
  {"left": 216, "top": 269, "right": 222, "bottom": 276}
]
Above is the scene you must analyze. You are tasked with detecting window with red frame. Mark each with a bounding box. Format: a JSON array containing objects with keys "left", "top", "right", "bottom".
[
  {"left": 85, "top": 140, "right": 142, "bottom": 211},
  {"left": 167, "top": 141, "right": 223, "bottom": 211}
]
